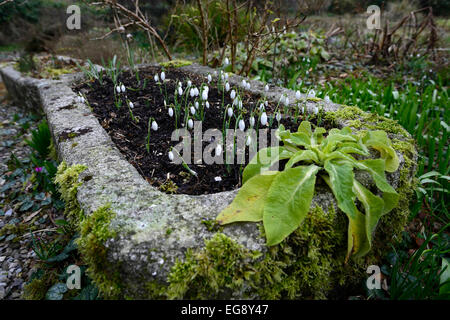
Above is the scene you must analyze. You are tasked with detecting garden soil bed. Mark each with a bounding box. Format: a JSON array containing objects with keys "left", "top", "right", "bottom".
[{"left": 75, "top": 66, "right": 332, "bottom": 195}]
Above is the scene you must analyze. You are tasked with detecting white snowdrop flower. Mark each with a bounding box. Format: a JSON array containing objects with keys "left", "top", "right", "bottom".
[
  {"left": 249, "top": 116, "right": 255, "bottom": 127},
  {"left": 178, "top": 87, "right": 183, "bottom": 96},
  {"left": 214, "top": 176, "right": 222, "bottom": 182},
  {"left": 225, "top": 82, "right": 230, "bottom": 92},
  {"left": 205, "top": 101, "right": 210, "bottom": 109},
  {"left": 308, "top": 89, "right": 316, "bottom": 98},
  {"left": 246, "top": 136, "right": 252, "bottom": 146},
  {"left": 128, "top": 101, "right": 134, "bottom": 109},
  {"left": 261, "top": 112, "right": 268, "bottom": 126},
  {"left": 207, "top": 74, "right": 212, "bottom": 83},
  {"left": 195, "top": 101, "right": 199, "bottom": 109},
  {"left": 224, "top": 57, "right": 229, "bottom": 65},
  {"left": 242, "top": 79, "right": 247, "bottom": 87},
  {"left": 118, "top": 26, "right": 125, "bottom": 32},
  {"left": 187, "top": 118, "right": 194, "bottom": 129},
  {"left": 392, "top": 90, "right": 399, "bottom": 100},
  {"left": 296, "top": 90, "right": 301, "bottom": 100},
  {"left": 280, "top": 95, "right": 285, "bottom": 104},
  {"left": 152, "top": 271, "right": 157, "bottom": 276},
  {"left": 202, "top": 90, "right": 208, "bottom": 101},
  {"left": 121, "top": 84, "right": 126, "bottom": 92},
  {"left": 230, "top": 89, "right": 236, "bottom": 100},
  {"left": 276, "top": 112, "right": 281, "bottom": 122},
  {"left": 151, "top": 121, "right": 158, "bottom": 131},
  {"left": 116, "top": 86, "right": 121, "bottom": 94},
  {"left": 187, "top": 80, "right": 192, "bottom": 87},
  {"left": 213, "top": 71, "right": 217, "bottom": 77},
  {"left": 190, "top": 106, "right": 196, "bottom": 115},
  {"left": 154, "top": 74, "right": 159, "bottom": 82},
  {"left": 204, "top": 86, "right": 209, "bottom": 93},
  {"left": 324, "top": 95, "right": 331, "bottom": 103},
  {"left": 265, "top": 101, "right": 268, "bottom": 106},
  {"left": 160, "top": 71, "right": 165, "bottom": 81},
  {"left": 195, "top": 87, "right": 200, "bottom": 96},
  {"left": 238, "top": 119, "right": 245, "bottom": 131},
  {"left": 158, "top": 258, "right": 164, "bottom": 265},
  {"left": 264, "top": 84, "right": 269, "bottom": 92},
  {"left": 178, "top": 81, "right": 182, "bottom": 87},
  {"left": 168, "top": 108, "right": 174, "bottom": 117},
  {"left": 227, "top": 107, "right": 233, "bottom": 117},
  {"left": 246, "top": 82, "right": 251, "bottom": 90},
  {"left": 168, "top": 151, "right": 174, "bottom": 161},
  {"left": 284, "top": 97, "right": 289, "bottom": 106},
  {"left": 259, "top": 103, "right": 264, "bottom": 110},
  {"left": 190, "top": 88, "right": 195, "bottom": 97},
  {"left": 224, "top": 73, "right": 229, "bottom": 80},
  {"left": 314, "top": 106, "right": 319, "bottom": 115},
  {"left": 215, "top": 144, "right": 222, "bottom": 156}
]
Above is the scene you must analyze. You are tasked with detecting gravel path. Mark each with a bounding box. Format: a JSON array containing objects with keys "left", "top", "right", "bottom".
[{"left": 0, "top": 77, "right": 53, "bottom": 300}]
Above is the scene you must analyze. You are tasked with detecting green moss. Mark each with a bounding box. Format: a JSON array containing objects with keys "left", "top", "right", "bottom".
[
  {"left": 54, "top": 162, "right": 87, "bottom": 221},
  {"left": 149, "top": 205, "right": 362, "bottom": 300},
  {"left": 22, "top": 279, "right": 48, "bottom": 300},
  {"left": 160, "top": 59, "right": 192, "bottom": 68},
  {"left": 77, "top": 204, "right": 121, "bottom": 299},
  {"left": 53, "top": 162, "right": 122, "bottom": 299}
]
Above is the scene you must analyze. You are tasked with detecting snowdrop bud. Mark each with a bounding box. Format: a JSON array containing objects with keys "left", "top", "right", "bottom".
[
  {"left": 151, "top": 121, "right": 158, "bottom": 131},
  {"left": 121, "top": 84, "right": 126, "bottom": 92},
  {"left": 168, "top": 151, "right": 174, "bottom": 161},
  {"left": 284, "top": 97, "right": 289, "bottom": 106},
  {"left": 168, "top": 108, "right": 174, "bottom": 117},
  {"left": 128, "top": 101, "right": 134, "bottom": 109},
  {"left": 187, "top": 80, "right": 192, "bottom": 87},
  {"left": 276, "top": 112, "right": 281, "bottom": 122},
  {"left": 296, "top": 90, "right": 301, "bottom": 100},
  {"left": 178, "top": 87, "right": 183, "bottom": 96},
  {"left": 205, "top": 101, "right": 210, "bottom": 109},
  {"left": 215, "top": 144, "right": 222, "bottom": 156},
  {"left": 160, "top": 71, "right": 165, "bottom": 81},
  {"left": 190, "top": 106, "right": 196, "bottom": 115},
  {"left": 314, "top": 106, "right": 319, "bottom": 115},
  {"left": 178, "top": 81, "right": 182, "bottom": 87},
  {"left": 224, "top": 57, "right": 229, "bottom": 65},
  {"left": 154, "top": 74, "right": 159, "bottom": 82},
  {"left": 227, "top": 107, "right": 233, "bottom": 117},
  {"left": 225, "top": 82, "right": 230, "bottom": 92},
  {"left": 238, "top": 119, "right": 245, "bottom": 131},
  {"left": 195, "top": 101, "right": 199, "bottom": 109},
  {"left": 242, "top": 79, "right": 246, "bottom": 87},
  {"left": 207, "top": 74, "right": 212, "bottom": 83},
  {"left": 188, "top": 119, "right": 194, "bottom": 129},
  {"left": 392, "top": 90, "right": 399, "bottom": 100},
  {"left": 230, "top": 90, "right": 236, "bottom": 100},
  {"left": 265, "top": 84, "right": 269, "bottom": 92},
  {"left": 246, "top": 136, "right": 252, "bottom": 146},
  {"left": 246, "top": 82, "right": 250, "bottom": 90},
  {"left": 261, "top": 112, "right": 268, "bottom": 126},
  {"left": 116, "top": 86, "right": 121, "bottom": 94},
  {"left": 202, "top": 90, "right": 208, "bottom": 101},
  {"left": 249, "top": 116, "right": 255, "bottom": 127}
]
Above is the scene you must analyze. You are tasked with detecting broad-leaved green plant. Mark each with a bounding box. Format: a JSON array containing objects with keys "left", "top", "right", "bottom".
[{"left": 216, "top": 121, "right": 400, "bottom": 259}]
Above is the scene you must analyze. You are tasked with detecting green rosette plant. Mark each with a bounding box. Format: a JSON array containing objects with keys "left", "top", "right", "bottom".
[{"left": 216, "top": 121, "right": 400, "bottom": 260}]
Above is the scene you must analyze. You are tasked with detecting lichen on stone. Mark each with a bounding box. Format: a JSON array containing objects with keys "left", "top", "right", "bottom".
[{"left": 160, "top": 59, "right": 193, "bottom": 68}]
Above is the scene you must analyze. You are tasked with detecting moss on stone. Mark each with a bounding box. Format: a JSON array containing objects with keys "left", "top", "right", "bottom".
[
  {"left": 160, "top": 59, "right": 192, "bottom": 68},
  {"left": 54, "top": 162, "right": 87, "bottom": 221},
  {"left": 77, "top": 204, "right": 121, "bottom": 299},
  {"left": 22, "top": 279, "right": 48, "bottom": 300}
]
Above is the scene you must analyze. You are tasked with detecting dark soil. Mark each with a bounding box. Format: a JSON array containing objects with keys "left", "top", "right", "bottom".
[{"left": 74, "top": 66, "right": 329, "bottom": 195}]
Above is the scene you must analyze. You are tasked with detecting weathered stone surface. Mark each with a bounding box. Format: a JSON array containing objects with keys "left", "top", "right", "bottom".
[{"left": 0, "top": 60, "right": 417, "bottom": 299}]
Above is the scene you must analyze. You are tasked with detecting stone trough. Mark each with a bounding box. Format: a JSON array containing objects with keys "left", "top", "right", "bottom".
[{"left": 0, "top": 59, "right": 418, "bottom": 299}]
